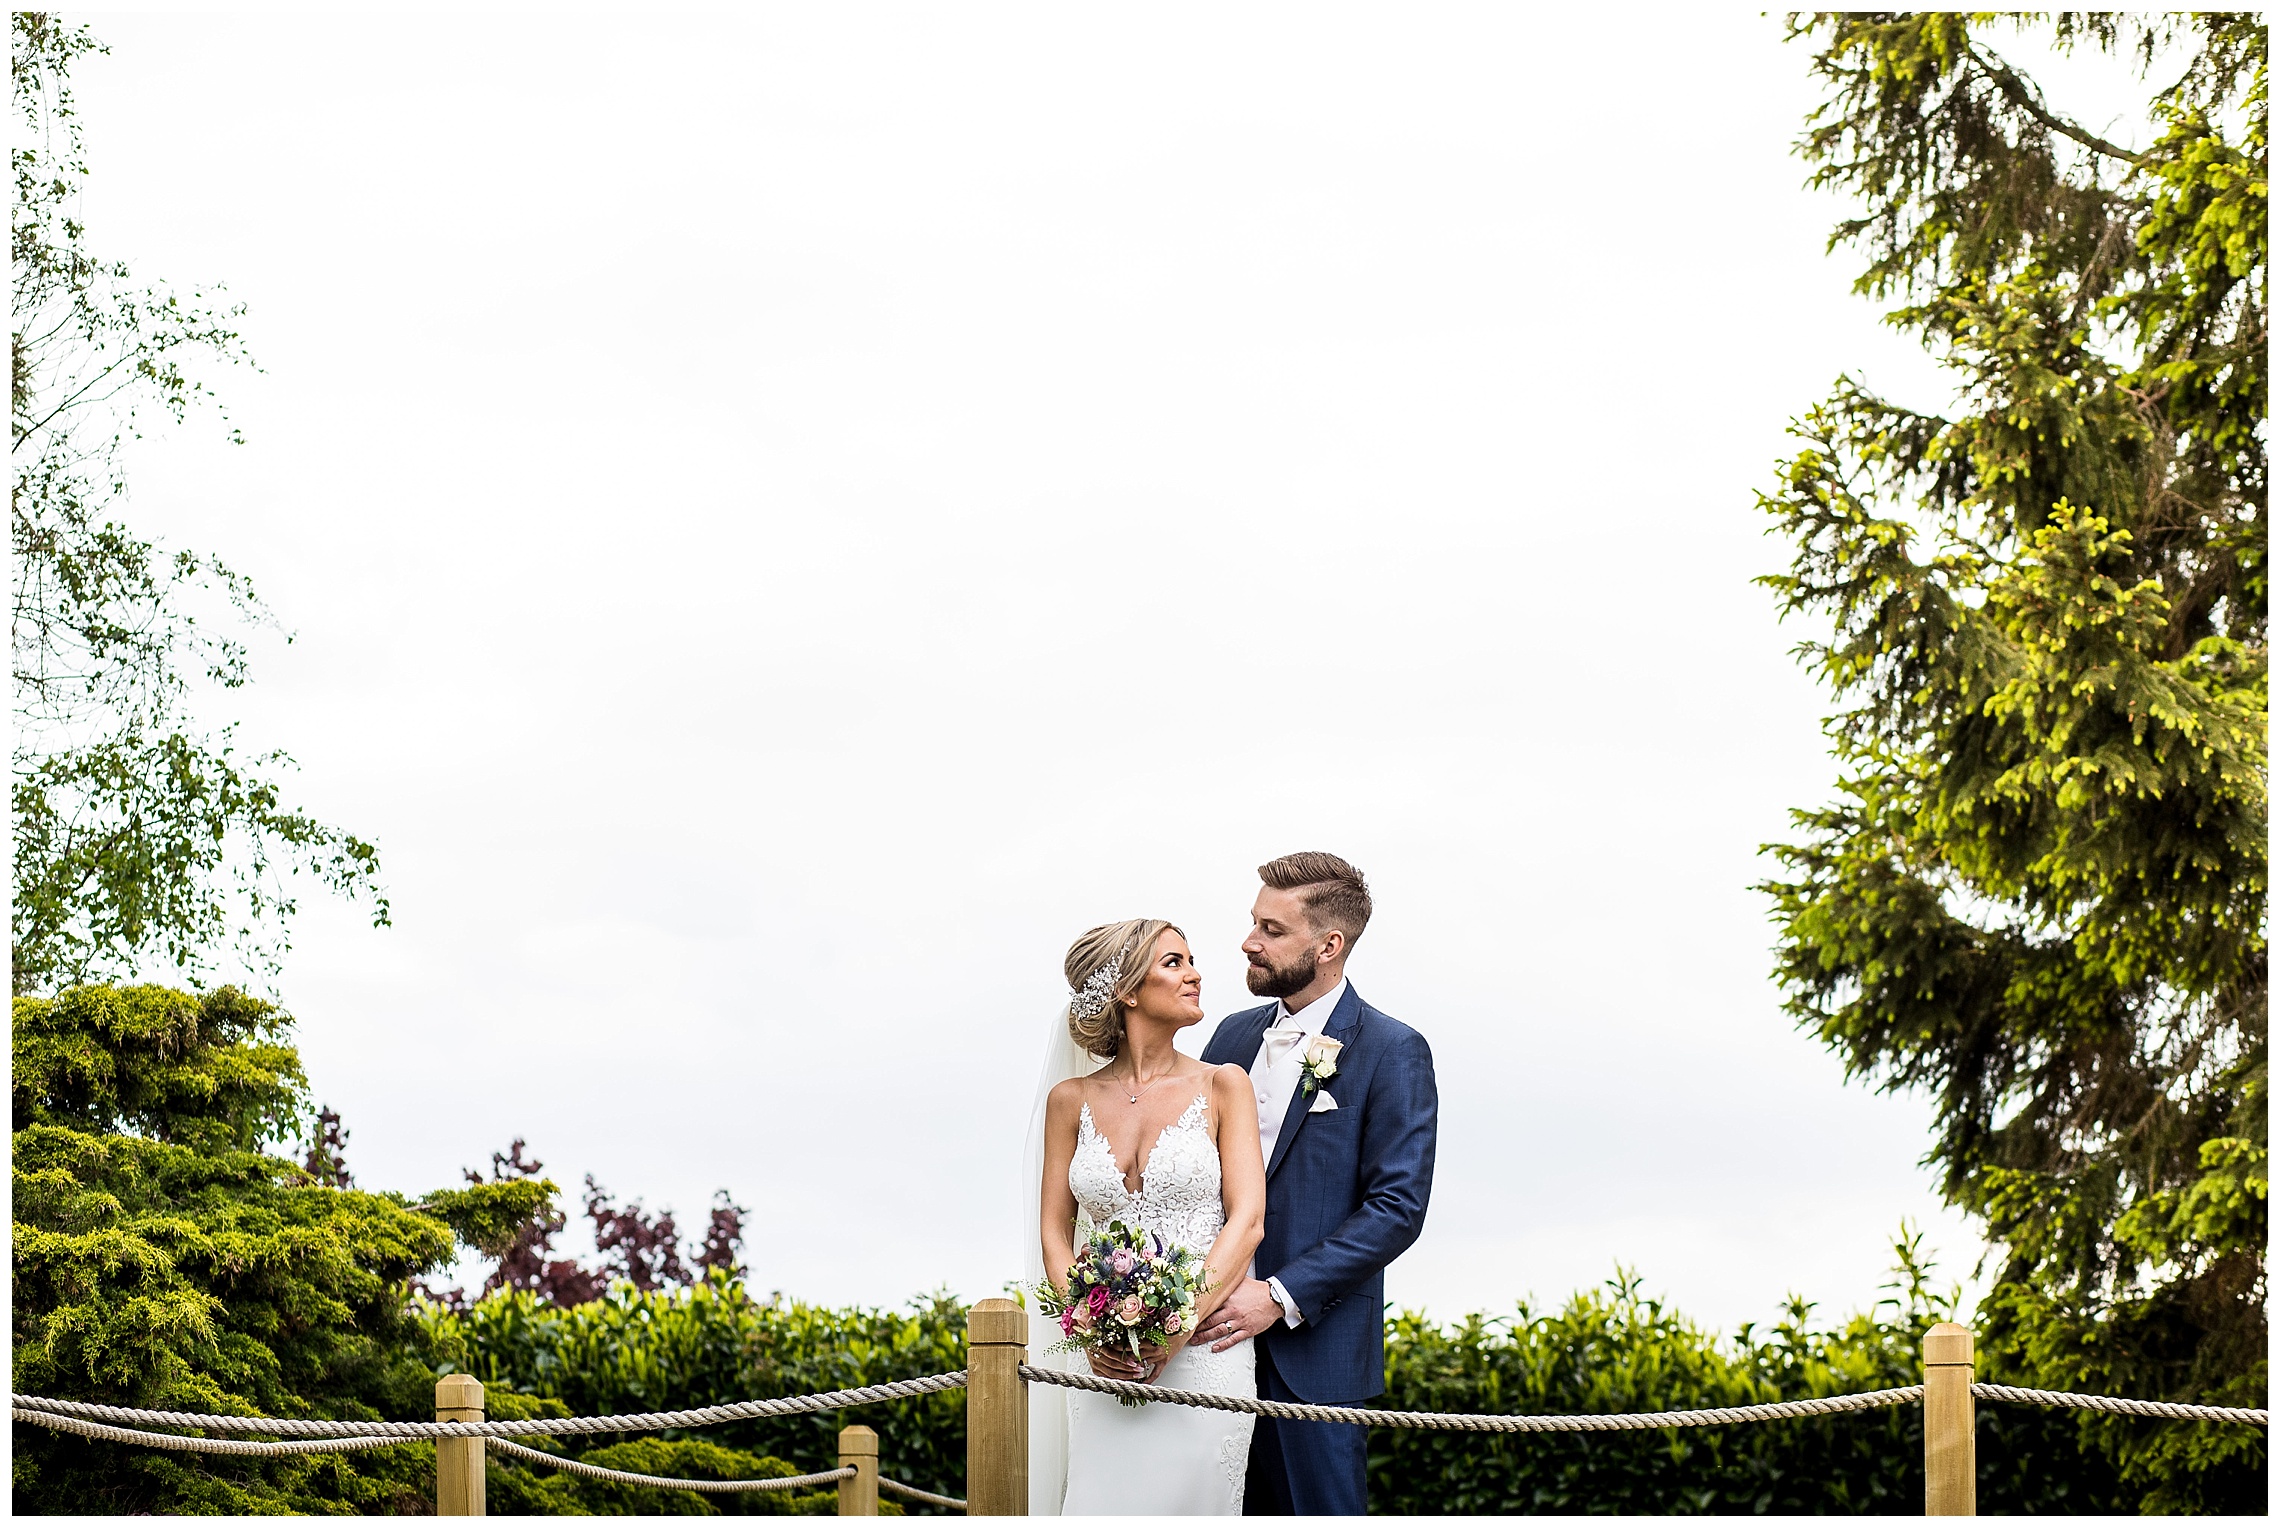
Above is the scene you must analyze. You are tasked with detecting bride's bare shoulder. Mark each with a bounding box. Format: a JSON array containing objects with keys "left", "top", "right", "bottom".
[
  {"left": 1207, "top": 1061, "right": 1258, "bottom": 1118},
  {"left": 1046, "top": 1076, "right": 1090, "bottom": 1117}
]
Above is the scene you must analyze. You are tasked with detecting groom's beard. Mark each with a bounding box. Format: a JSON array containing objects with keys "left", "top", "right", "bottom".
[{"left": 1245, "top": 949, "right": 1318, "bottom": 999}]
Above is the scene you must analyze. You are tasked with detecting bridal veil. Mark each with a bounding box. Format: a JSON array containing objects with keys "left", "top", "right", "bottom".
[{"left": 1019, "top": 1007, "right": 1098, "bottom": 1517}]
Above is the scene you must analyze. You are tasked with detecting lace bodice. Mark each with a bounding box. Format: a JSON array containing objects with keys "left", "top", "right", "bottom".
[
  {"left": 1069, "top": 1096, "right": 1225, "bottom": 1257},
  {"left": 1052, "top": 1092, "right": 1255, "bottom": 1515}
]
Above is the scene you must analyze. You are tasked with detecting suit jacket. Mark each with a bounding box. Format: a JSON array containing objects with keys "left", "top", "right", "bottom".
[{"left": 1200, "top": 982, "right": 1437, "bottom": 1403}]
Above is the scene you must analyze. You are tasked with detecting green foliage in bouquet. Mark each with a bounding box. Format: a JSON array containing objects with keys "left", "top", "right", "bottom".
[
  {"left": 1761, "top": 14, "right": 2266, "bottom": 1512},
  {"left": 10, "top": 984, "right": 549, "bottom": 1514},
  {"left": 1033, "top": 1220, "right": 1211, "bottom": 1408},
  {"left": 429, "top": 1278, "right": 966, "bottom": 1513}
]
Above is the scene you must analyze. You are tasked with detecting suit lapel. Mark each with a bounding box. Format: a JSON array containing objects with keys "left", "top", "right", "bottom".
[
  {"left": 1210, "top": 1006, "right": 1277, "bottom": 1069},
  {"left": 1265, "top": 983, "right": 1364, "bottom": 1182}
]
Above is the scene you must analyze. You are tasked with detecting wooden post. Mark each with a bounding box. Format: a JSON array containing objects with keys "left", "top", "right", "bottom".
[
  {"left": 966, "top": 1297, "right": 1028, "bottom": 1516},
  {"left": 1923, "top": 1322, "right": 1975, "bottom": 1516},
  {"left": 436, "top": 1374, "right": 486, "bottom": 1517},
  {"left": 838, "top": 1424, "right": 879, "bottom": 1516}
]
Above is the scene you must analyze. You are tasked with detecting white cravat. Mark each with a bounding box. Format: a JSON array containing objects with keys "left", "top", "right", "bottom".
[
  {"left": 1251, "top": 980, "right": 1345, "bottom": 1161},
  {"left": 1258, "top": 1025, "right": 1307, "bottom": 1069},
  {"left": 1246, "top": 978, "right": 1348, "bottom": 1329}
]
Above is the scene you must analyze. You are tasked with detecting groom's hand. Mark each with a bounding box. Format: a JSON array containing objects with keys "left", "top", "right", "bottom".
[{"left": 1202, "top": 1278, "right": 1286, "bottom": 1353}]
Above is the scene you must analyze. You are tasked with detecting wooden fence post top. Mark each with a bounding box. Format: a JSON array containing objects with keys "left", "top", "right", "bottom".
[
  {"left": 968, "top": 1297, "right": 1027, "bottom": 1346},
  {"left": 436, "top": 1374, "right": 485, "bottom": 1412},
  {"left": 1922, "top": 1322, "right": 1976, "bottom": 1515},
  {"left": 966, "top": 1297, "right": 1029, "bottom": 1515},
  {"left": 435, "top": 1374, "right": 487, "bottom": 1516},
  {"left": 1923, "top": 1323, "right": 1975, "bottom": 1366},
  {"left": 838, "top": 1425, "right": 879, "bottom": 1454}
]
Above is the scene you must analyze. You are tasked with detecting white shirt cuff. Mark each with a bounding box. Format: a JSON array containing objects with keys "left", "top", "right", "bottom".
[{"left": 1265, "top": 1276, "right": 1304, "bottom": 1328}]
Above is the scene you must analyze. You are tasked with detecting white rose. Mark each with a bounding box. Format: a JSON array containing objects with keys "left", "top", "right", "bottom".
[{"left": 1304, "top": 1037, "right": 1341, "bottom": 1077}]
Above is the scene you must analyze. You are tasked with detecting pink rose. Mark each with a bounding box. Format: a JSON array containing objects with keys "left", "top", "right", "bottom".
[
  {"left": 1087, "top": 1285, "right": 1112, "bottom": 1315},
  {"left": 1117, "top": 1294, "right": 1147, "bottom": 1325},
  {"left": 1109, "top": 1248, "right": 1138, "bottom": 1276},
  {"left": 1160, "top": 1311, "right": 1184, "bottom": 1335},
  {"left": 1070, "top": 1303, "right": 1093, "bottom": 1332}
]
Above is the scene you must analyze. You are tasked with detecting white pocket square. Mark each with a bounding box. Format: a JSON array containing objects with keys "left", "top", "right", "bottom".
[{"left": 1307, "top": 1091, "right": 1339, "bottom": 1113}]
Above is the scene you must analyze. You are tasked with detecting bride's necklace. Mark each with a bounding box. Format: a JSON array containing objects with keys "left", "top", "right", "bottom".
[{"left": 1116, "top": 1062, "right": 1180, "bottom": 1105}]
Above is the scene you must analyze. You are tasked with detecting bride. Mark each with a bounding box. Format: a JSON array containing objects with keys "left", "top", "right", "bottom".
[{"left": 1024, "top": 918, "right": 1266, "bottom": 1515}]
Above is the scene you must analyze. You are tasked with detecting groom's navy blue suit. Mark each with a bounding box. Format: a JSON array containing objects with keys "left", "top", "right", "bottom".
[{"left": 1201, "top": 983, "right": 1437, "bottom": 1516}]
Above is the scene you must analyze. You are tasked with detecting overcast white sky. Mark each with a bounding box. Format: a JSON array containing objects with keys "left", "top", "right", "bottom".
[{"left": 53, "top": 8, "right": 2166, "bottom": 1332}]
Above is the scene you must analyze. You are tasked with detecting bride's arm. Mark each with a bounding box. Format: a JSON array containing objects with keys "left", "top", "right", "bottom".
[
  {"left": 1194, "top": 1063, "right": 1266, "bottom": 1329},
  {"left": 1040, "top": 1080, "right": 1084, "bottom": 1298}
]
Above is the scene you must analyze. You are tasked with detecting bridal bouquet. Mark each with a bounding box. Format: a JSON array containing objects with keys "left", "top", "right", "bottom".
[{"left": 1035, "top": 1220, "right": 1210, "bottom": 1407}]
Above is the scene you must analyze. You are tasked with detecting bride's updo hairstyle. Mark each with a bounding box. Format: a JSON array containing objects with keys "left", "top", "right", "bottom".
[{"left": 1064, "top": 917, "right": 1183, "bottom": 1060}]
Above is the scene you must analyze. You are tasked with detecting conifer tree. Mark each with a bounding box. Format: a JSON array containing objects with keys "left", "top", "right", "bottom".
[
  {"left": 11, "top": 985, "right": 553, "bottom": 1513},
  {"left": 1761, "top": 14, "right": 2265, "bottom": 1510}
]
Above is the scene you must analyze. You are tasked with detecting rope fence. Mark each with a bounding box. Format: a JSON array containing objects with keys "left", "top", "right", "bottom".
[
  {"left": 483, "top": 1437, "right": 858, "bottom": 1494},
  {"left": 1018, "top": 1367, "right": 2268, "bottom": 1429},
  {"left": 481, "top": 1438, "right": 965, "bottom": 1507},
  {"left": 1024, "top": 1367, "right": 1930, "bottom": 1430},
  {"left": 880, "top": 1476, "right": 978, "bottom": 1509},
  {"left": 9, "top": 1374, "right": 967, "bottom": 1440},
  {"left": 1970, "top": 1383, "right": 2270, "bottom": 1427},
  {"left": 14, "top": 1398, "right": 969, "bottom": 1512},
  {"left": 13, "top": 1406, "right": 414, "bottom": 1457},
  {"left": 23, "top": 1375, "right": 2260, "bottom": 1447},
  {"left": 12, "top": 1310, "right": 2264, "bottom": 1517}
]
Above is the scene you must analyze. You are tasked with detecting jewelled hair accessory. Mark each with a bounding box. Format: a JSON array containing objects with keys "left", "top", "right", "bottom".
[{"left": 1068, "top": 955, "right": 1124, "bottom": 1022}]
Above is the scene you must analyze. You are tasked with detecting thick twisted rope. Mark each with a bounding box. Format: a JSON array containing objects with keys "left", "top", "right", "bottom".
[
  {"left": 13, "top": 1406, "right": 412, "bottom": 1456},
  {"left": 1022, "top": 1369, "right": 2270, "bottom": 1431},
  {"left": 1021, "top": 1367, "right": 1922, "bottom": 1430},
  {"left": 8, "top": 1372, "right": 966, "bottom": 1440},
  {"left": 485, "top": 1439, "right": 967, "bottom": 1508},
  {"left": 1972, "top": 1384, "right": 2268, "bottom": 1426},
  {"left": 881, "top": 1476, "right": 970, "bottom": 1508},
  {"left": 484, "top": 1437, "right": 854, "bottom": 1492}
]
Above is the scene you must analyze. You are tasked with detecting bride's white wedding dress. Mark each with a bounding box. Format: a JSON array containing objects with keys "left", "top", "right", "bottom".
[{"left": 1057, "top": 1095, "right": 1257, "bottom": 1516}]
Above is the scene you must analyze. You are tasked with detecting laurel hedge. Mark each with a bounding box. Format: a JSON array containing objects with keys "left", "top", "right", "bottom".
[
  {"left": 432, "top": 1252, "right": 2132, "bottom": 1517},
  {"left": 427, "top": 1279, "right": 964, "bottom": 1513},
  {"left": 1369, "top": 1262, "right": 2123, "bottom": 1515}
]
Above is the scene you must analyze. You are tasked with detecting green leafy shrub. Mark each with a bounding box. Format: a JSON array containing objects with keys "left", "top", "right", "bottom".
[
  {"left": 481, "top": 1432, "right": 853, "bottom": 1517},
  {"left": 431, "top": 1278, "right": 966, "bottom": 1513},
  {"left": 10, "top": 985, "right": 548, "bottom": 1514},
  {"left": 1372, "top": 1250, "right": 2122, "bottom": 1515}
]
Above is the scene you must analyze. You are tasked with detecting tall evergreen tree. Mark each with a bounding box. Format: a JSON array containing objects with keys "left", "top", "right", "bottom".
[{"left": 1761, "top": 14, "right": 2265, "bottom": 1511}]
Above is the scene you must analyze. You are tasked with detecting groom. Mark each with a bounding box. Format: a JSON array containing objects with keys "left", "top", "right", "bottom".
[{"left": 1197, "top": 852, "right": 1438, "bottom": 1517}]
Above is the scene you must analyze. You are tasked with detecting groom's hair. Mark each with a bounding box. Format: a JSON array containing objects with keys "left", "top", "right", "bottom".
[{"left": 1258, "top": 852, "right": 1372, "bottom": 949}]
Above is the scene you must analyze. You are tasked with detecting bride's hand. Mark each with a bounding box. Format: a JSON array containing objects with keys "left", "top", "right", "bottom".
[
  {"left": 1088, "top": 1334, "right": 1185, "bottom": 1385},
  {"left": 1131, "top": 1334, "right": 1189, "bottom": 1382},
  {"left": 1087, "top": 1346, "right": 1154, "bottom": 1383}
]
